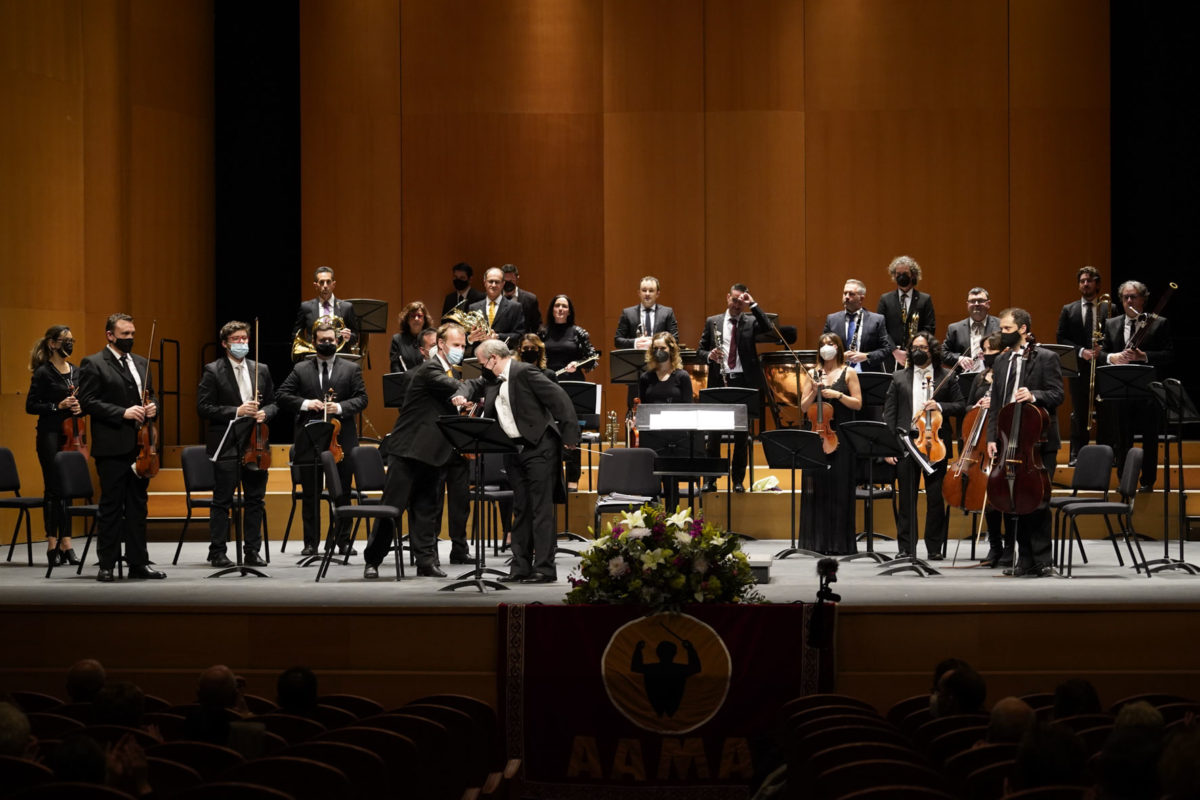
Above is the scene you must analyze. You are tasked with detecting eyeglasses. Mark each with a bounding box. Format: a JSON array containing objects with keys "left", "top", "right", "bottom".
[{"left": 1121, "top": 294, "right": 1140, "bottom": 300}]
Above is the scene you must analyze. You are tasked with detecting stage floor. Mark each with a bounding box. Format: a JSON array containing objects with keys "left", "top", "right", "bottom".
[{"left": 3, "top": 535, "right": 1199, "bottom": 609}]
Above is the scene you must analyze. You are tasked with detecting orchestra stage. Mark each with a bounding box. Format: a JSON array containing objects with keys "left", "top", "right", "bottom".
[{"left": 2, "top": 534, "right": 1198, "bottom": 716}]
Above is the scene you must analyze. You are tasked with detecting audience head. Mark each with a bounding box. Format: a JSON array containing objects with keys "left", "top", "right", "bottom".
[
  {"left": 1159, "top": 725, "right": 1200, "bottom": 800},
  {"left": 50, "top": 733, "right": 108, "bottom": 784},
  {"left": 930, "top": 658, "right": 986, "bottom": 717},
  {"left": 1115, "top": 700, "right": 1165, "bottom": 734},
  {"left": 92, "top": 681, "right": 145, "bottom": 728},
  {"left": 67, "top": 658, "right": 107, "bottom": 703},
  {"left": 1096, "top": 725, "right": 1162, "bottom": 800},
  {"left": 197, "top": 665, "right": 242, "bottom": 710},
  {"left": 1052, "top": 677, "right": 1102, "bottom": 719},
  {"left": 1009, "top": 722, "right": 1087, "bottom": 792},
  {"left": 987, "top": 696, "right": 1035, "bottom": 744},
  {"left": 276, "top": 666, "right": 318, "bottom": 715},
  {"left": 0, "top": 702, "right": 31, "bottom": 757}
]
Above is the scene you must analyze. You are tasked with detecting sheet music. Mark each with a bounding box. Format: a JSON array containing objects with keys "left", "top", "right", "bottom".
[{"left": 695, "top": 407, "right": 737, "bottom": 430}]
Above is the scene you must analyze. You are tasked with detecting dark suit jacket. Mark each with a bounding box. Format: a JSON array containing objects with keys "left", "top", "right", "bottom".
[
  {"left": 383, "top": 357, "right": 462, "bottom": 467},
  {"left": 78, "top": 348, "right": 157, "bottom": 458},
  {"left": 878, "top": 288, "right": 937, "bottom": 345},
  {"left": 823, "top": 310, "right": 893, "bottom": 372},
  {"left": 1100, "top": 314, "right": 1173, "bottom": 378},
  {"left": 697, "top": 305, "right": 772, "bottom": 389},
  {"left": 1056, "top": 298, "right": 1114, "bottom": 352},
  {"left": 442, "top": 288, "right": 486, "bottom": 317},
  {"left": 987, "top": 346, "right": 1064, "bottom": 450},
  {"left": 614, "top": 304, "right": 679, "bottom": 349},
  {"left": 943, "top": 315, "right": 1001, "bottom": 364},
  {"left": 507, "top": 289, "right": 542, "bottom": 334},
  {"left": 196, "top": 357, "right": 279, "bottom": 456},
  {"left": 468, "top": 296, "right": 526, "bottom": 348},
  {"left": 276, "top": 356, "right": 368, "bottom": 452},
  {"left": 458, "top": 361, "right": 580, "bottom": 449},
  {"left": 389, "top": 331, "right": 425, "bottom": 373},
  {"left": 293, "top": 298, "right": 359, "bottom": 348},
  {"left": 883, "top": 365, "right": 965, "bottom": 453}
]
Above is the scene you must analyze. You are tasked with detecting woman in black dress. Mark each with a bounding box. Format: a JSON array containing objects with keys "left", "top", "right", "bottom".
[
  {"left": 966, "top": 332, "right": 1015, "bottom": 567},
  {"left": 538, "top": 295, "right": 597, "bottom": 489},
  {"left": 389, "top": 301, "right": 433, "bottom": 373},
  {"left": 637, "top": 333, "right": 693, "bottom": 508},
  {"left": 25, "top": 325, "right": 84, "bottom": 566},
  {"left": 799, "top": 332, "right": 863, "bottom": 555}
]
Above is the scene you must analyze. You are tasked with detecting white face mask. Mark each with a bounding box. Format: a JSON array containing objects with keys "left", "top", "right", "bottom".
[{"left": 819, "top": 344, "right": 838, "bottom": 362}]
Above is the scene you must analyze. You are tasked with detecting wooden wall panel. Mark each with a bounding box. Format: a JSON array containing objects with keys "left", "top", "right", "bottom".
[
  {"left": 705, "top": 0, "right": 805, "bottom": 112},
  {"left": 603, "top": 0, "right": 702, "bottom": 112}
]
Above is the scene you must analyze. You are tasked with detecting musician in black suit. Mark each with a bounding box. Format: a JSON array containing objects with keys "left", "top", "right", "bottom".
[
  {"left": 501, "top": 263, "right": 542, "bottom": 334},
  {"left": 614, "top": 276, "right": 680, "bottom": 349},
  {"left": 364, "top": 323, "right": 471, "bottom": 578},
  {"left": 292, "top": 266, "right": 358, "bottom": 350},
  {"left": 441, "top": 262, "right": 486, "bottom": 317},
  {"left": 696, "top": 284, "right": 772, "bottom": 493},
  {"left": 467, "top": 267, "right": 526, "bottom": 350},
  {"left": 277, "top": 320, "right": 369, "bottom": 556},
  {"left": 987, "top": 308, "right": 1063, "bottom": 578},
  {"left": 456, "top": 339, "right": 579, "bottom": 583},
  {"left": 944, "top": 287, "right": 1002, "bottom": 441},
  {"left": 77, "top": 313, "right": 164, "bottom": 582},
  {"left": 196, "top": 321, "right": 278, "bottom": 568},
  {"left": 823, "top": 279, "right": 893, "bottom": 373},
  {"left": 1100, "top": 280, "right": 1174, "bottom": 490},
  {"left": 1056, "top": 266, "right": 1110, "bottom": 464},
  {"left": 883, "top": 332, "right": 965, "bottom": 560},
  {"left": 877, "top": 255, "right": 937, "bottom": 370}
]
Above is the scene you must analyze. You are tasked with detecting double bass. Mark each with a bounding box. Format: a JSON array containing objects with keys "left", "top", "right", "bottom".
[
  {"left": 987, "top": 337, "right": 1050, "bottom": 515},
  {"left": 944, "top": 402, "right": 990, "bottom": 512},
  {"left": 134, "top": 322, "right": 160, "bottom": 479}
]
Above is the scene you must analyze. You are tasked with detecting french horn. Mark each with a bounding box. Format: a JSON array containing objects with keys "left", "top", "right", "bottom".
[{"left": 291, "top": 315, "right": 359, "bottom": 361}]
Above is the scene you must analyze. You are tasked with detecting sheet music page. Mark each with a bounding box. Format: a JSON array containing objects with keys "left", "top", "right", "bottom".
[
  {"left": 649, "top": 408, "right": 699, "bottom": 430},
  {"left": 696, "top": 407, "right": 736, "bottom": 430}
]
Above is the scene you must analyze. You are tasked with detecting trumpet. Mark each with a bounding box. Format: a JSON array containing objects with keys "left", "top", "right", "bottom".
[
  {"left": 442, "top": 307, "right": 493, "bottom": 338},
  {"left": 291, "top": 315, "right": 357, "bottom": 361}
]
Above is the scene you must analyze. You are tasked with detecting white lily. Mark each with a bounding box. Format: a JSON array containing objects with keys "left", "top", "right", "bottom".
[
  {"left": 621, "top": 509, "right": 647, "bottom": 529},
  {"left": 665, "top": 508, "right": 692, "bottom": 529}
]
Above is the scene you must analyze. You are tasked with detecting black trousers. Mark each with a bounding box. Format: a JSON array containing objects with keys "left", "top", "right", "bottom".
[
  {"left": 1106, "top": 398, "right": 1160, "bottom": 487},
  {"left": 507, "top": 434, "right": 559, "bottom": 579},
  {"left": 1013, "top": 449, "right": 1058, "bottom": 568},
  {"left": 298, "top": 458, "right": 353, "bottom": 550},
  {"left": 35, "top": 429, "right": 67, "bottom": 538},
  {"left": 704, "top": 373, "right": 755, "bottom": 486},
  {"left": 896, "top": 457, "right": 948, "bottom": 557},
  {"left": 433, "top": 454, "right": 470, "bottom": 560},
  {"left": 209, "top": 459, "right": 268, "bottom": 557},
  {"left": 94, "top": 454, "right": 150, "bottom": 569},
  {"left": 364, "top": 455, "right": 442, "bottom": 569},
  {"left": 1067, "top": 375, "right": 1094, "bottom": 459},
  {"left": 984, "top": 509, "right": 1016, "bottom": 559}
]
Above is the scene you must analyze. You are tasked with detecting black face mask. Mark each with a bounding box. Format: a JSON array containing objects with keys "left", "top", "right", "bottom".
[
  {"left": 652, "top": 348, "right": 670, "bottom": 364},
  {"left": 503, "top": 281, "right": 516, "bottom": 294},
  {"left": 113, "top": 338, "right": 135, "bottom": 354},
  {"left": 982, "top": 353, "right": 998, "bottom": 369},
  {"left": 909, "top": 348, "right": 930, "bottom": 367},
  {"left": 896, "top": 273, "right": 913, "bottom": 289},
  {"left": 452, "top": 278, "right": 469, "bottom": 291},
  {"left": 58, "top": 341, "right": 74, "bottom": 357},
  {"left": 519, "top": 350, "right": 540, "bottom": 364},
  {"left": 315, "top": 342, "right": 338, "bottom": 357},
  {"left": 999, "top": 331, "right": 1021, "bottom": 350}
]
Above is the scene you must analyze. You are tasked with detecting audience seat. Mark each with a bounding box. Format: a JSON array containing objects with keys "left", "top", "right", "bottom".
[
  {"left": 146, "top": 741, "right": 245, "bottom": 781},
  {"left": 220, "top": 755, "right": 351, "bottom": 800},
  {"left": 315, "top": 694, "right": 383, "bottom": 720}
]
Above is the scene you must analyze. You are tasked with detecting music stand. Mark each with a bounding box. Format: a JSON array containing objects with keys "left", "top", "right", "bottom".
[
  {"left": 1145, "top": 379, "right": 1200, "bottom": 575},
  {"left": 838, "top": 421, "right": 901, "bottom": 566},
  {"left": 857, "top": 372, "right": 892, "bottom": 411},
  {"left": 294, "top": 420, "right": 335, "bottom": 568},
  {"left": 382, "top": 371, "right": 410, "bottom": 409},
  {"left": 638, "top": 404, "right": 737, "bottom": 516},
  {"left": 458, "top": 357, "right": 484, "bottom": 381},
  {"left": 877, "top": 428, "right": 941, "bottom": 577},
  {"left": 436, "top": 416, "right": 519, "bottom": 593},
  {"left": 555, "top": 381, "right": 601, "bottom": 547},
  {"left": 346, "top": 298, "right": 388, "bottom": 369},
  {"left": 699, "top": 387, "right": 758, "bottom": 537},
  {"left": 207, "top": 417, "right": 268, "bottom": 579},
  {"left": 758, "top": 430, "right": 829, "bottom": 559},
  {"left": 1042, "top": 343, "right": 1080, "bottom": 379}
]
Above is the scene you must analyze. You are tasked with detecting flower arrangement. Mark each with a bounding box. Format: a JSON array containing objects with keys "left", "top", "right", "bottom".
[{"left": 565, "top": 504, "right": 765, "bottom": 610}]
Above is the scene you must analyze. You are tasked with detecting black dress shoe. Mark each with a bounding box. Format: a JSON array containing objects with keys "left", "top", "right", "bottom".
[
  {"left": 96, "top": 568, "right": 114, "bottom": 583},
  {"left": 450, "top": 554, "right": 473, "bottom": 565},
  {"left": 363, "top": 563, "right": 379, "bottom": 579},
  {"left": 498, "top": 573, "right": 530, "bottom": 583},
  {"left": 926, "top": 553, "right": 944, "bottom": 561},
  {"left": 129, "top": 565, "right": 167, "bottom": 580},
  {"left": 417, "top": 565, "right": 447, "bottom": 578},
  {"left": 732, "top": 485, "right": 746, "bottom": 493},
  {"left": 300, "top": 546, "right": 317, "bottom": 556},
  {"left": 60, "top": 548, "right": 80, "bottom": 566},
  {"left": 210, "top": 555, "right": 233, "bottom": 568},
  {"left": 701, "top": 481, "right": 718, "bottom": 494},
  {"left": 521, "top": 574, "right": 556, "bottom": 584},
  {"left": 895, "top": 551, "right": 912, "bottom": 559},
  {"left": 1138, "top": 484, "right": 1154, "bottom": 494},
  {"left": 244, "top": 552, "right": 267, "bottom": 567},
  {"left": 338, "top": 545, "right": 358, "bottom": 556}
]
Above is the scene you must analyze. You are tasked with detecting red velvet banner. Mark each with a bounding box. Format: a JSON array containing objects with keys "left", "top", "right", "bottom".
[{"left": 499, "top": 603, "right": 834, "bottom": 799}]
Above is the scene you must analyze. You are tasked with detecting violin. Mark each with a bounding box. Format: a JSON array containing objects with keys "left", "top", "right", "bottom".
[
  {"left": 806, "top": 369, "right": 838, "bottom": 454},
  {"left": 912, "top": 374, "right": 946, "bottom": 464},
  {"left": 987, "top": 337, "right": 1050, "bottom": 515},
  {"left": 134, "top": 321, "right": 160, "bottom": 479},
  {"left": 60, "top": 371, "right": 89, "bottom": 459},
  {"left": 625, "top": 398, "right": 640, "bottom": 448},
  {"left": 944, "top": 403, "right": 990, "bottom": 512},
  {"left": 242, "top": 320, "right": 272, "bottom": 472},
  {"left": 324, "top": 387, "right": 344, "bottom": 463}
]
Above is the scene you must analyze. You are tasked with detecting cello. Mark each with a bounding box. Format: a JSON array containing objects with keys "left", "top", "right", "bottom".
[
  {"left": 134, "top": 321, "right": 160, "bottom": 479},
  {"left": 987, "top": 337, "right": 1050, "bottom": 515},
  {"left": 242, "top": 318, "right": 272, "bottom": 472},
  {"left": 944, "top": 402, "right": 990, "bottom": 512}
]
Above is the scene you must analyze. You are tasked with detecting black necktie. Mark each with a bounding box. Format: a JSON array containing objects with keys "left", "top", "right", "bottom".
[
  {"left": 644, "top": 307, "right": 652, "bottom": 336},
  {"left": 1083, "top": 302, "right": 1093, "bottom": 338},
  {"left": 321, "top": 361, "right": 329, "bottom": 393},
  {"left": 727, "top": 316, "right": 739, "bottom": 369}
]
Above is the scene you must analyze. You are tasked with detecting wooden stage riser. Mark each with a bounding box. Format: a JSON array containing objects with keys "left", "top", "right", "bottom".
[{"left": 2, "top": 604, "right": 1197, "bottom": 722}]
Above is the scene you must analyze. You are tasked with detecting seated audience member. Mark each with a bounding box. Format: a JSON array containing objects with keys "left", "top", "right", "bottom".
[
  {"left": 276, "top": 666, "right": 319, "bottom": 718},
  {"left": 931, "top": 659, "right": 987, "bottom": 717},
  {"left": 1095, "top": 725, "right": 1162, "bottom": 800},
  {"left": 1052, "top": 677, "right": 1102, "bottom": 719},
  {"left": 92, "top": 681, "right": 146, "bottom": 730},
  {"left": 185, "top": 665, "right": 265, "bottom": 759},
  {"left": 49, "top": 733, "right": 108, "bottom": 784},
  {"left": 0, "top": 702, "right": 33, "bottom": 758},
  {"left": 986, "top": 697, "right": 1035, "bottom": 744},
  {"left": 1007, "top": 723, "right": 1087, "bottom": 793},
  {"left": 66, "top": 658, "right": 107, "bottom": 703},
  {"left": 1115, "top": 700, "right": 1165, "bottom": 734},
  {"left": 1159, "top": 725, "right": 1200, "bottom": 800}
]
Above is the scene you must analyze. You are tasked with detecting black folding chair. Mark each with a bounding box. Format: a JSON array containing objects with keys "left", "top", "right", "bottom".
[
  {"left": 47, "top": 451, "right": 101, "bottom": 578},
  {"left": 0, "top": 446, "right": 44, "bottom": 565},
  {"left": 318, "top": 451, "right": 402, "bottom": 581}
]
